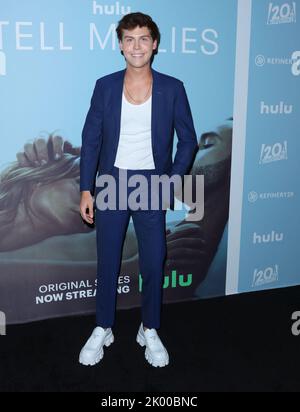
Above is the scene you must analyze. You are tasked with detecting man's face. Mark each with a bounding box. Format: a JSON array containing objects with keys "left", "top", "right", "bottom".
[
  {"left": 191, "top": 121, "right": 233, "bottom": 188},
  {"left": 119, "top": 26, "right": 157, "bottom": 69}
]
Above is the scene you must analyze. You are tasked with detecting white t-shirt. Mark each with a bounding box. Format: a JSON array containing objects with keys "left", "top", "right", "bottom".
[{"left": 113, "top": 92, "right": 155, "bottom": 169}]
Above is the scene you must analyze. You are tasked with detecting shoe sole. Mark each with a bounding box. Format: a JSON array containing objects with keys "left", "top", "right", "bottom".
[
  {"left": 79, "top": 332, "right": 114, "bottom": 366},
  {"left": 136, "top": 331, "right": 169, "bottom": 368}
]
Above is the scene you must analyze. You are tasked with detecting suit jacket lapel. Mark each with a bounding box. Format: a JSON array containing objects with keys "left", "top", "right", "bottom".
[
  {"left": 112, "top": 69, "right": 125, "bottom": 155},
  {"left": 151, "top": 68, "right": 162, "bottom": 157}
]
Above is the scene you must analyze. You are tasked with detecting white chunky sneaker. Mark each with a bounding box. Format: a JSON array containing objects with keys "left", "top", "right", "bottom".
[
  {"left": 136, "top": 323, "right": 169, "bottom": 367},
  {"left": 79, "top": 326, "right": 114, "bottom": 366}
]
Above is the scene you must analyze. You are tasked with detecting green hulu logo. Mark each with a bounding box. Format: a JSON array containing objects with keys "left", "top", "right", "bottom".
[{"left": 139, "top": 270, "right": 192, "bottom": 292}]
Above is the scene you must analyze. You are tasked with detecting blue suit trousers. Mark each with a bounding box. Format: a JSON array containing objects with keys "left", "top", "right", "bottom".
[{"left": 95, "top": 166, "right": 167, "bottom": 329}]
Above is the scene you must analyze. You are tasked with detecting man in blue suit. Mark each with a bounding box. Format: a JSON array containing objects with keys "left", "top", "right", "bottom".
[{"left": 79, "top": 12, "right": 198, "bottom": 367}]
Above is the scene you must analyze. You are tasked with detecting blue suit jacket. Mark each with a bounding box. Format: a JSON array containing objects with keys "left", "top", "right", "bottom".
[{"left": 80, "top": 67, "right": 198, "bottom": 209}]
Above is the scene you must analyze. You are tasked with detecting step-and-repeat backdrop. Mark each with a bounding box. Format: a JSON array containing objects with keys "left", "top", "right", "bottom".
[
  {"left": 226, "top": 0, "right": 299, "bottom": 295},
  {"left": 0, "top": 0, "right": 298, "bottom": 324}
]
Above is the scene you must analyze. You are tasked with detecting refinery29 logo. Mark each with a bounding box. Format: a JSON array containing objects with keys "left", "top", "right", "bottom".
[{"left": 292, "top": 51, "right": 300, "bottom": 76}]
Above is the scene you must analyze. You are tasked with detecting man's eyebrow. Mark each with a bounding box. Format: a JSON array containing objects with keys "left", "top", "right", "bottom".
[{"left": 123, "top": 34, "right": 151, "bottom": 39}]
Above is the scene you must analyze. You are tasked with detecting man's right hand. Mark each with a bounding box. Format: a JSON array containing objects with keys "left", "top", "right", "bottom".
[{"left": 80, "top": 191, "right": 94, "bottom": 224}]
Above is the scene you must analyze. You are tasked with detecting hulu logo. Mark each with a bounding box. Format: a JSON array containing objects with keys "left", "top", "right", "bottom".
[{"left": 139, "top": 270, "right": 192, "bottom": 292}]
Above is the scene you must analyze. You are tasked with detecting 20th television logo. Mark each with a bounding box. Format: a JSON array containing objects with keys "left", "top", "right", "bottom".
[
  {"left": 0, "top": 311, "right": 6, "bottom": 336},
  {"left": 267, "top": 1, "right": 297, "bottom": 25}
]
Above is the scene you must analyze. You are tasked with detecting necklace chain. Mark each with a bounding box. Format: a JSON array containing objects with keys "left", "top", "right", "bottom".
[{"left": 124, "top": 78, "right": 153, "bottom": 104}]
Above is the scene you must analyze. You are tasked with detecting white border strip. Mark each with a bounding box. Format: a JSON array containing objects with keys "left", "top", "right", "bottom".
[{"left": 225, "top": 0, "right": 252, "bottom": 295}]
